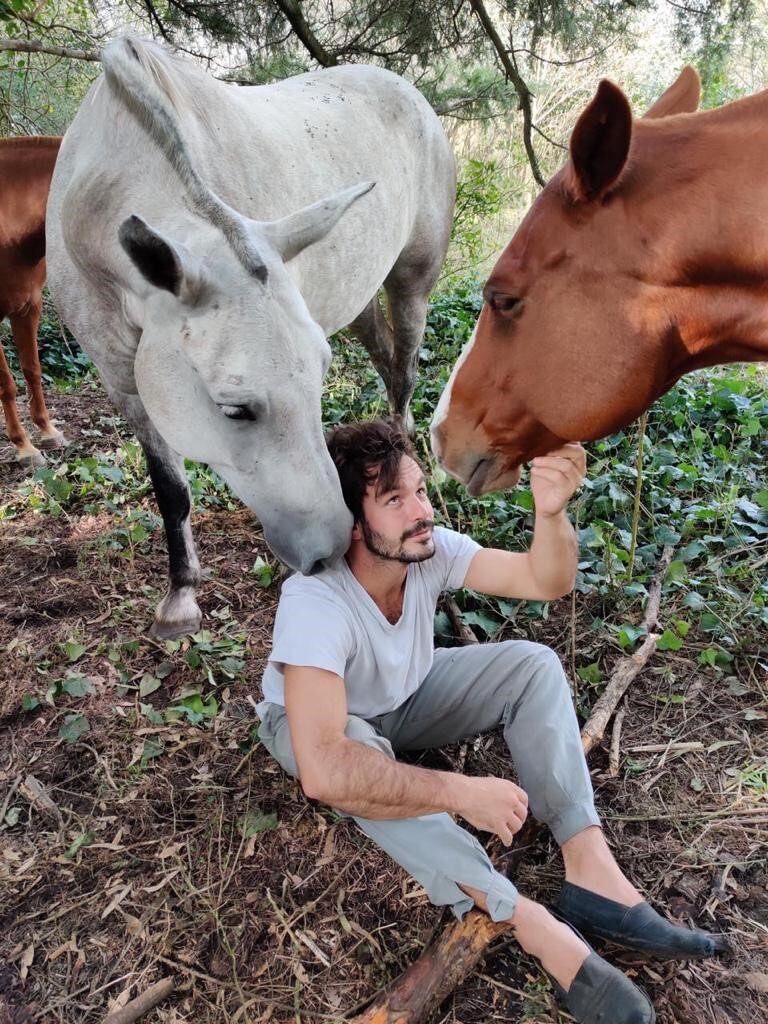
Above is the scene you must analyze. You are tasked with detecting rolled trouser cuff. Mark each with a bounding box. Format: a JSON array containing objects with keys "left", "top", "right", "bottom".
[
  {"left": 547, "top": 803, "right": 602, "bottom": 847},
  {"left": 355, "top": 812, "right": 519, "bottom": 922},
  {"left": 427, "top": 863, "right": 518, "bottom": 922}
]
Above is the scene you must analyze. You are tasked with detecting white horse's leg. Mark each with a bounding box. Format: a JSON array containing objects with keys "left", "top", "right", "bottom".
[
  {"left": 116, "top": 392, "right": 203, "bottom": 639},
  {"left": 383, "top": 248, "right": 447, "bottom": 432},
  {"left": 349, "top": 297, "right": 394, "bottom": 396}
]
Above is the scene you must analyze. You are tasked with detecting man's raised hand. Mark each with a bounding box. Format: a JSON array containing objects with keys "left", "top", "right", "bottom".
[{"left": 530, "top": 442, "right": 586, "bottom": 518}]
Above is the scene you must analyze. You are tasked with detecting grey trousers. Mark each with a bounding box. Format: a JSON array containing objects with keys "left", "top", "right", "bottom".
[{"left": 257, "top": 640, "right": 600, "bottom": 922}]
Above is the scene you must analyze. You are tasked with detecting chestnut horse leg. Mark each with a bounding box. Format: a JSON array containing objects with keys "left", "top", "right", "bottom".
[
  {"left": 0, "top": 326, "right": 44, "bottom": 465},
  {"left": 9, "top": 304, "right": 68, "bottom": 449}
]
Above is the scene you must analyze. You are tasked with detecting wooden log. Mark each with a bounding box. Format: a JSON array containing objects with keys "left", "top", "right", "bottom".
[
  {"left": 352, "top": 910, "right": 510, "bottom": 1023},
  {"left": 103, "top": 978, "right": 174, "bottom": 1024}
]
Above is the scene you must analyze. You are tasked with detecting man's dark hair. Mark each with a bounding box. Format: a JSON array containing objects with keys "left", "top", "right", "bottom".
[{"left": 326, "top": 418, "right": 422, "bottom": 522}]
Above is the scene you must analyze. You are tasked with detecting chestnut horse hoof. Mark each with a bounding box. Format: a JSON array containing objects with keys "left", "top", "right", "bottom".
[
  {"left": 16, "top": 446, "right": 46, "bottom": 468},
  {"left": 38, "top": 428, "right": 69, "bottom": 449}
]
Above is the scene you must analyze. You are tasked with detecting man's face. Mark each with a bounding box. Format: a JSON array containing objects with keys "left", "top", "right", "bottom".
[{"left": 356, "top": 455, "right": 436, "bottom": 564}]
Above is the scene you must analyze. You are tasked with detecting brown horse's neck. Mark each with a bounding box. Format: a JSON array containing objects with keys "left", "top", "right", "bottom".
[
  {"left": 0, "top": 137, "right": 61, "bottom": 231},
  {"left": 633, "top": 100, "right": 768, "bottom": 376},
  {"left": 659, "top": 284, "right": 768, "bottom": 386}
]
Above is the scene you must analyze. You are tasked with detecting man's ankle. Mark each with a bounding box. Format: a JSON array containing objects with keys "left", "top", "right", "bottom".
[
  {"left": 512, "top": 896, "right": 590, "bottom": 990},
  {"left": 561, "top": 828, "right": 643, "bottom": 906}
]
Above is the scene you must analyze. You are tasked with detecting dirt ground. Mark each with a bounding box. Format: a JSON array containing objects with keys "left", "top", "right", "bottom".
[{"left": 1, "top": 385, "right": 767, "bottom": 1024}]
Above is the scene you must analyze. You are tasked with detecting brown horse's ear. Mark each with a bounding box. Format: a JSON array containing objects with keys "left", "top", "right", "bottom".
[
  {"left": 567, "top": 79, "right": 633, "bottom": 203},
  {"left": 644, "top": 66, "right": 701, "bottom": 119}
]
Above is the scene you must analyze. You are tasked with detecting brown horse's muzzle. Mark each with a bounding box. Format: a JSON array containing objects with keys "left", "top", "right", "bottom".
[{"left": 431, "top": 421, "right": 523, "bottom": 495}]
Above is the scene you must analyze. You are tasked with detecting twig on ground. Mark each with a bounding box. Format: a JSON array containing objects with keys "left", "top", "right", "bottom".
[
  {"left": 0, "top": 774, "right": 21, "bottom": 824},
  {"left": 441, "top": 594, "right": 478, "bottom": 645},
  {"left": 628, "top": 742, "right": 705, "bottom": 754},
  {"left": 581, "top": 543, "right": 675, "bottom": 755},
  {"left": 609, "top": 704, "right": 626, "bottom": 777},
  {"left": 103, "top": 977, "right": 175, "bottom": 1024},
  {"left": 581, "top": 633, "right": 659, "bottom": 755}
]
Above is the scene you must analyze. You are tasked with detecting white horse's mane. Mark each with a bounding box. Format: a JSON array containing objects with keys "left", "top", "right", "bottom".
[{"left": 101, "top": 35, "right": 266, "bottom": 278}]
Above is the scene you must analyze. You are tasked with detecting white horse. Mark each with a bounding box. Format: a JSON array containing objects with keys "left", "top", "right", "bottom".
[{"left": 47, "top": 36, "right": 455, "bottom": 638}]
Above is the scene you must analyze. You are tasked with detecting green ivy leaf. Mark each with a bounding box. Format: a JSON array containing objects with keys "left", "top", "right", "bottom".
[
  {"left": 139, "top": 674, "right": 162, "bottom": 697},
  {"left": 64, "top": 831, "right": 95, "bottom": 859},
  {"left": 139, "top": 703, "right": 164, "bottom": 726},
  {"left": 576, "top": 662, "right": 603, "bottom": 686},
  {"left": 141, "top": 736, "right": 165, "bottom": 764},
  {"left": 64, "top": 642, "right": 86, "bottom": 662},
  {"left": 58, "top": 713, "right": 90, "bottom": 743},
  {"left": 665, "top": 560, "right": 687, "bottom": 582},
  {"left": 4, "top": 807, "right": 20, "bottom": 826},
  {"left": 61, "top": 673, "right": 94, "bottom": 698},
  {"left": 657, "top": 629, "right": 683, "bottom": 651},
  {"left": 240, "top": 809, "right": 279, "bottom": 838},
  {"left": 616, "top": 624, "right": 647, "bottom": 649}
]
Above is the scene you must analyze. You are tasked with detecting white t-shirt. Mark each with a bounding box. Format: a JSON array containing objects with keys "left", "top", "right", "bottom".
[{"left": 259, "top": 526, "right": 481, "bottom": 719}]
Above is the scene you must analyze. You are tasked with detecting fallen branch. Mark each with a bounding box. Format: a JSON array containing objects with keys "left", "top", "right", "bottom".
[
  {"left": 581, "top": 632, "right": 659, "bottom": 755},
  {"left": 350, "top": 911, "right": 510, "bottom": 1023},
  {"left": 349, "top": 543, "right": 676, "bottom": 1024},
  {"left": 441, "top": 594, "right": 478, "bottom": 645},
  {"left": 103, "top": 977, "right": 174, "bottom": 1024},
  {"left": 608, "top": 704, "right": 625, "bottom": 777},
  {"left": 581, "top": 543, "right": 674, "bottom": 755},
  {"left": 627, "top": 742, "right": 704, "bottom": 754},
  {"left": 19, "top": 773, "right": 62, "bottom": 824}
]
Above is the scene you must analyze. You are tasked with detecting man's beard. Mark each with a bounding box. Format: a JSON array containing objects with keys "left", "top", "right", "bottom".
[{"left": 361, "top": 517, "right": 436, "bottom": 563}]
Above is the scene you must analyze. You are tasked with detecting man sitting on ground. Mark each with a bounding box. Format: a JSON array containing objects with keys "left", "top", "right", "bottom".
[{"left": 257, "top": 418, "right": 721, "bottom": 1024}]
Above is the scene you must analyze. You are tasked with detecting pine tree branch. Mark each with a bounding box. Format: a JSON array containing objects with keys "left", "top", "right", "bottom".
[
  {"left": 0, "top": 38, "right": 101, "bottom": 61},
  {"left": 466, "top": 0, "right": 545, "bottom": 186},
  {"left": 271, "top": 0, "right": 338, "bottom": 67}
]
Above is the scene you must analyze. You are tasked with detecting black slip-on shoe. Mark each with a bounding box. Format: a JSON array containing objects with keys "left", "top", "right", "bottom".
[
  {"left": 556, "top": 882, "right": 727, "bottom": 960},
  {"left": 553, "top": 951, "right": 655, "bottom": 1024}
]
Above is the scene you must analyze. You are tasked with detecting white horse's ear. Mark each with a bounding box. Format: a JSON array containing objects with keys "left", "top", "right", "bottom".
[
  {"left": 119, "top": 215, "right": 206, "bottom": 303},
  {"left": 265, "top": 181, "right": 375, "bottom": 263}
]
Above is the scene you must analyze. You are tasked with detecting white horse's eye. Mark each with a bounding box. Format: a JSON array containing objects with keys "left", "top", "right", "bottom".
[{"left": 220, "top": 404, "right": 256, "bottom": 421}]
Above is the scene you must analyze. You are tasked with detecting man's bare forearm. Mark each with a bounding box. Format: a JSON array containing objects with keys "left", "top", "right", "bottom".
[
  {"left": 307, "top": 736, "right": 468, "bottom": 819},
  {"left": 529, "top": 509, "right": 578, "bottom": 597}
]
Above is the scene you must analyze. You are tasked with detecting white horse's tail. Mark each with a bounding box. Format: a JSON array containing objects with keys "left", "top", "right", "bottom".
[{"left": 101, "top": 35, "right": 266, "bottom": 277}]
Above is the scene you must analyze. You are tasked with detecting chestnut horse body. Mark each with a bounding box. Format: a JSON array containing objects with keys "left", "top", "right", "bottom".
[
  {"left": 432, "top": 68, "right": 768, "bottom": 494},
  {"left": 0, "top": 136, "right": 67, "bottom": 464}
]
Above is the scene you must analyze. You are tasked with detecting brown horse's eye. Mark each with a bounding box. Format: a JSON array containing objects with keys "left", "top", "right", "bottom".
[{"left": 484, "top": 289, "right": 521, "bottom": 318}]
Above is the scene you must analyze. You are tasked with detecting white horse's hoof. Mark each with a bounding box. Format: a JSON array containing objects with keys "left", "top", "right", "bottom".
[{"left": 150, "top": 587, "right": 202, "bottom": 640}]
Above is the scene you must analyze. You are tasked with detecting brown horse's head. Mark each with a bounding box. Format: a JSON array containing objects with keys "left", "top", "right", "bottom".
[{"left": 431, "top": 68, "right": 708, "bottom": 495}]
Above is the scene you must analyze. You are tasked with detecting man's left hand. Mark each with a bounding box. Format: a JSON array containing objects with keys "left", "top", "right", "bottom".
[{"left": 530, "top": 443, "right": 586, "bottom": 518}]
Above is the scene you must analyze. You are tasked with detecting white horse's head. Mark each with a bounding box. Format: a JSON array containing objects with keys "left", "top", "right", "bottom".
[{"left": 120, "top": 183, "right": 373, "bottom": 572}]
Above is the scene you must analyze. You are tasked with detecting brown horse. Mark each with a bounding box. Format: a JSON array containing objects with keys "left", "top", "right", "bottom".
[
  {"left": 431, "top": 68, "right": 767, "bottom": 494},
  {"left": 0, "top": 136, "right": 67, "bottom": 465}
]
